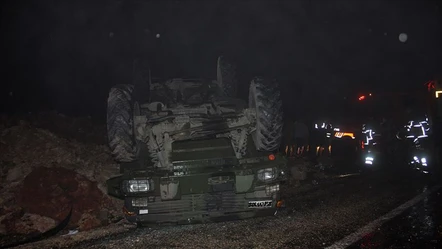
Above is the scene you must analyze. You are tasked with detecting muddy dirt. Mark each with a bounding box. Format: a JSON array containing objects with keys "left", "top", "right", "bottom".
[{"left": 0, "top": 112, "right": 123, "bottom": 242}]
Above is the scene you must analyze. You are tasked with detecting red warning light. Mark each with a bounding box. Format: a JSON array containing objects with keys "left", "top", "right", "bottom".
[
  {"left": 358, "top": 95, "right": 366, "bottom": 101},
  {"left": 425, "top": 80, "right": 435, "bottom": 91}
]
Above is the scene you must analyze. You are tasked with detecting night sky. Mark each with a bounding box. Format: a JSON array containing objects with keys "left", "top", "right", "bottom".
[{"left": 1, "top": 0, "right": 441, "bottom": 120}]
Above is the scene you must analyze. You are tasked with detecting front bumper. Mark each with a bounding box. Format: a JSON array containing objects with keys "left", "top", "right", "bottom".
[
  {"left": 108, "top": 155, "right": 287, "bottom": 224},
  {"left": 124, "top": 190, "right": 282, "bottom": 224}
]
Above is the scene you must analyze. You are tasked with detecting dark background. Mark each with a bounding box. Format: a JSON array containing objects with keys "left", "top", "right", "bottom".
[{"left": 1, "top": 0, "right": 441, "bottom": 121}]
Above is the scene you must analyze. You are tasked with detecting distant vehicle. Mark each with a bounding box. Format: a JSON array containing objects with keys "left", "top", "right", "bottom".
[
  {"left": 310, "top": 118, "right": 363, "bottom": 173},
  {"left": 309, "top": 94, "right": 366, "bottom": 172},
  {"left": 105, "top": 56, "right": 287, "bottom": 225}
]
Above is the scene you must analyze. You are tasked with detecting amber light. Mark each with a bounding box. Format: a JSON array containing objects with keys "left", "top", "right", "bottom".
[
  {"left": 276, "top": 200, "right": 285, "bottom": 208},
  {"left": 268, "top": 154, "right": 276, "bottom": 161},
  {"left": 123, "top": 206, "right": 136, "bottom": 216},
  {"left": 334, "top": 132, "right": 355, "bottom": 139}
]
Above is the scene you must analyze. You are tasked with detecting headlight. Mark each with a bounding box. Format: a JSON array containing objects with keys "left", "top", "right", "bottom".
[
  {"left": 257, "top": 168, "right": 277, "bottom": 181},
  {"left": 123, "top": 179, "right": 153, "bottom": 193}
]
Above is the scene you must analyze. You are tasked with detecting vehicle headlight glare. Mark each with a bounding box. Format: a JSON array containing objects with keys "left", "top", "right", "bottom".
[
  {"left": 257, "top": 168, "right": 277, "bottom": 181},
  {"left": 125, "top": 179, "right": 152, "bottom": 193}
]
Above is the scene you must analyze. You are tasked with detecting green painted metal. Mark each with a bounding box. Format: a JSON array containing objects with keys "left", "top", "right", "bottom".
[{"left": 107, "top": 136, "right": 287, "bottom": 224}]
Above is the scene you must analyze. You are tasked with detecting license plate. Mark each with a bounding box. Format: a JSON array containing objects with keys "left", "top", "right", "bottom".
[
  {"left": 139, "top": 209, "right": 148, "bottom": 214},
  {"left": 248, "top": 200, "right": 273, "bottom": 208}
]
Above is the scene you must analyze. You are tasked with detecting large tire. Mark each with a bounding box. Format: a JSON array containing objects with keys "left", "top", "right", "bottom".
[
  {"left": 217, "top": 56, "right": 238, "bottom": 97},
  {"left": 249, "top": 77, "right": 283, "bottom": 151},
  {"left": 107, "top": 84, "right": 138, "bottom": 162}
]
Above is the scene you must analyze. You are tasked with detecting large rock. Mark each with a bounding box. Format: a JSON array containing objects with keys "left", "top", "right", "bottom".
[
  {"left": 0, "top": 114, "right": 123, "bottom": 238},
  {"left": 15, "top": 167, "right": 117, "bottom": 231},
  {"left": 14, "top": 214, "right": 57, "bottom": 234}
]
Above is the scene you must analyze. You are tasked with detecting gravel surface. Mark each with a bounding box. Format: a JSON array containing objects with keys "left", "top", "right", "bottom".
[{"left": 13, "top": 170, "right": 430, "bottom": 249}]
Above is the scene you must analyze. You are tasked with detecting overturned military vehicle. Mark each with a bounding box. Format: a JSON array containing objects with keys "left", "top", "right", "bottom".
[{"left": 106, "top": 56, "right": 287, "bottom": 224}]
